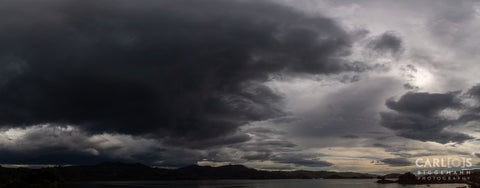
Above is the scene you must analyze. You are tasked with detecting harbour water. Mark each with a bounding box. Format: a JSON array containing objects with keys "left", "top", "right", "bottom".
[{"left": 67, "top": 179, "right": 469, "bottom": 188}]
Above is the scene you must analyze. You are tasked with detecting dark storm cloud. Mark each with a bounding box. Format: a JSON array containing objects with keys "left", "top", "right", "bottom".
[
  {"left": 368, "top": 32, "right": 403, "bottom": 55},
  {"left": 242, "top": 153, "right": 272, "bottom": 161},
  {"left": 381, "top": 91, "right": 473, "bottom": 144},
  {"left": 238, "top": 139, "right": 299, "bottom": 161},
  {"left": 0, "top": 124, "right": 186, "bottom": 165},
  {"left": 261, "top": 141, "right": 297, "bottom": 148},
  {"left": 380, "top": 158, "right": 411, "bottom": 167},
  {"left": 466, "top": 84, "right": 480, "bottom": 101},
  {"left": 0, "top": 150, "right": 113, "bottom": 165},
  {"left": 238, "top": 141, "right": 332, "bottom": 167},
  {"left": 456, "top": 84, "right": 480, "bottom": 126},
  {"left": 0, "top": 0, "right": 360, "bottom": 148},
  {"left": 372, "top": 143, "right": 390, "bottom": 148},
  {"left": 385, "top": 92, "right": 461, "bottom": 116},
  {"left": 0, "top": 146, "right": 197, "bottom": 167},
  {"left": 341, "top": 134, "right": 359, "bottom": 139}
]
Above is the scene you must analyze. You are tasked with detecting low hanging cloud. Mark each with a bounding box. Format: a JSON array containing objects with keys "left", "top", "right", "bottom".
[
  {"left": 0, "top": 0, "right": 364, "bottom": 149},
  {"left": 380, "top": 90, "right": 476, "bottom": 144},
  {"left": 380, "top": 158, "right": 411, "bottom": 167},
  {"left": 267, "top": 153, "right": 333, "bottom": 167},
  {"left": 0, "top": 124, "right": 164, "bottom": 165},
  {"left": 0, "top": 124, "right": 222, "bottom": 166}
]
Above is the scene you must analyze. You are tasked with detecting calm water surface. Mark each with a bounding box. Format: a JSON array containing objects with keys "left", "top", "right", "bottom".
[{"left": 67, "top": 179, "right": 469, "bottom": 188}]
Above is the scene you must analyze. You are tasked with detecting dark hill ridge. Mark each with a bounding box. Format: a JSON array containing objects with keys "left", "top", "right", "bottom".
[
  {"left": 3, "top": 163, "right": 478, "bottom": 187},
  {"left": 29, "top": 162, "right": 378, "bottom": 181},
  {"left": 47, "top": 162, "right": 173, "bottom": 181},
  {"left": 0, "top": 162, "right": 379, "bottom": 187},
  {"left": 62, "top": 162, "right": 376, "bottom": 180},
  {"left": 58, "top": 162, "right": 378, "bottom": 180}
]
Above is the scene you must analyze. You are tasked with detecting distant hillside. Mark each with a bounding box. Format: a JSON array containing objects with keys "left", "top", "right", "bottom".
[
  {"left": 45, "top": 162, "right": 377, "bottom": 180},
  {"left": 0, "top": 162, "right": 379, "bottom": 187},
  {"left": 47, "top": 162, "right": 173, "bottom": 181}
]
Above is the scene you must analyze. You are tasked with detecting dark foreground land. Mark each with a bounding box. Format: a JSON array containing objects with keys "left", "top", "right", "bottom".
[
  {"left": 0, "top": 162, "right": 377, "bottom": 187},
  {"left": 1, "top": 162, "right": 479, "bottom": 187}
]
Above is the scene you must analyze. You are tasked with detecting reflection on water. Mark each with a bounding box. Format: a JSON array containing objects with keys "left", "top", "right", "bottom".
[{"left": 67, "top": 179, "right": 469, "bottom": 188}]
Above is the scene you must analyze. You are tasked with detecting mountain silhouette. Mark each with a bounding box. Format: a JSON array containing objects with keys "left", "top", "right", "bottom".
[
  {"left": 50, "top": 162, "right": 377, "bottom": 180},
  {"left": 0, "top": 162, "right": 378, "bottom": 187}
]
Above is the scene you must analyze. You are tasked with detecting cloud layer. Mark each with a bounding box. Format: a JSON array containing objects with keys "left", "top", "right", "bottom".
[
  {"left": 0, "top": 0, "right": 480, "bottom": 172},
  {"left": 0, "top": 0, "right": 360, "bottom": 149}
]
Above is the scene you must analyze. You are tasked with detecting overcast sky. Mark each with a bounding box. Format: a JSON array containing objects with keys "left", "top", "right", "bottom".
[{"left": 0, "top": 0, "right": 479, "bottom": 173}]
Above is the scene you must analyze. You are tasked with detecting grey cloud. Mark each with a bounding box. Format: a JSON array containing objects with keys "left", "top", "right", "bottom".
[
  {"left": 0, "top": 150, "right": 114, "bottom": 165},
  {"left": 428, "top": 1, "right": 478, "bottom": 45},
  {"left": 455, "top": 85, "right": 480, "bottom": 123},
  {"left": 368, "top": 32, "right": 403, "bottom": 55},
  {"left": 237, "top": 139, "right": 299, "bottom": 161},
  {"left": 403, "top": 83, "right": 419, "bottom": 90},
  {"left": 290, "top": 159, "right": 333, "bottom": 167},
  {"left": 380, "top": 113, "right": 473, "bottom": 144},
  {"left": 0, "top": 124, "right": 171, "bottom": 165},
  {"left": 238, "top": 141, "right": 332, "bottom": 167},
  {"left": 466, "top": 84, "right": 480, "bottom": 100},
  {"left": 381, "top": 91, "right": 473, "bottom": 144},
  {"left": 0, "top": 124, "right": 226, "bottom": 167},
  {"left": 385, "top": 92, "right": 460, "bottom": 116},
  {"left": 372, "top": 143, "right": 390, "bottom": 148},
  {"left": 270, "top": 153, "right": 333, "bottom": 167},
  {"left": 258, "top": 166, "right": 295, "bottom": 170},
  {"left": 287, "top": 77, "right": 402, "bottom": 146},
  {"left": 341, "top": 134, "right": 360, "bottom": 139},
  {"left": 0, "top": 0, "right": 361, "bottom": 149},
  {"left": 380, "top": 158, "right": 411, "bottom": 167},
  {"left": 162, "top": 133, "right": 251, "bottom": 149},
  {"left": 261, "top": 141, "right": 297, "bottom": 148},
  {"left": 340, "top": 75, "right": 361, "bottom": 83},
  {"left": 242, "top": 153, "right": 272, "bottom": 161}
]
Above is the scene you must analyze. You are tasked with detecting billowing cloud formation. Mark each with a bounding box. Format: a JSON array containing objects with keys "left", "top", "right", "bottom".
[
  {"left": 2, "top": 0, "right": 480, "bottom": 172},
  {"left": 386, "top": 92, "right": 461, "bottom": 116},
  {"left": 367, "top": 32, "right": 403, "bottom": 55},
  {"left": 457, "top": 85, "right": 480, "bottom": 124},
  {"left": 0, "top": 0, "right": 361, "bottom": 148},
  {"left": 0, "top": 124, "right": 162, "bottom": 164},
  {"left": 381, "top": 91, "right": 473, "bottom": 144}
]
